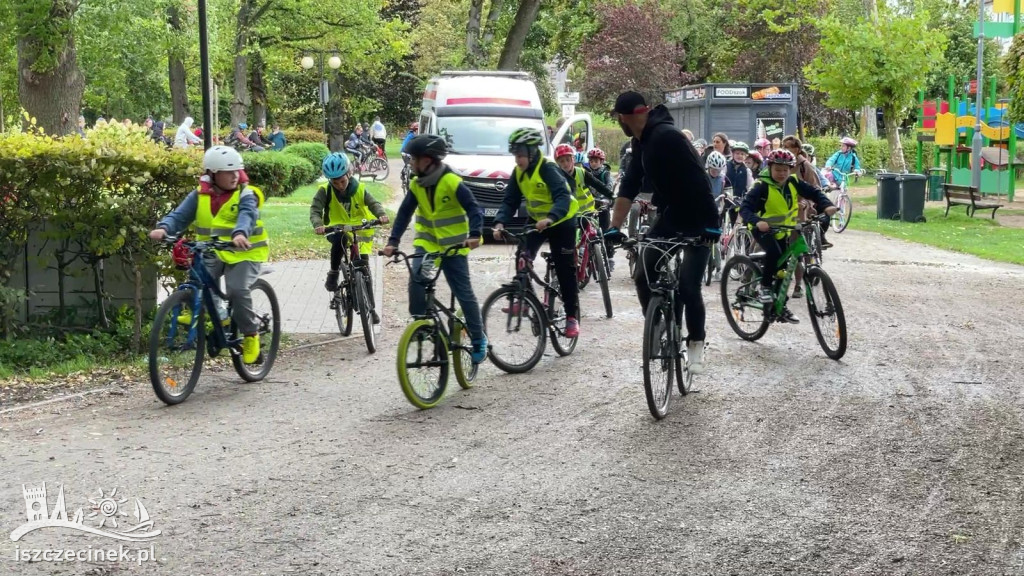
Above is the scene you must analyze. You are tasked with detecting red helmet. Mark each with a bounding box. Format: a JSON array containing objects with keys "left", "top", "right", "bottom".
[
  {"left": 410, "top": 122, "right": 419, "bottom": 131},
  {"left": 747, "top": 151, "right": 763, "bottom": 165},
  {"left": 754, "top": 138, "right": 771, "bottom": 149},
  {"left": 586, "top": 147, "right": 606, "bottom": 160},
  {"left": 554, "top": 143, "right": 575, "bottom": 159},
  {"left": 172, "top": 237, "right": 194, "bottom": 269},
  {"left": 766, "top": 149, "right": 797, "bottom": 167}
]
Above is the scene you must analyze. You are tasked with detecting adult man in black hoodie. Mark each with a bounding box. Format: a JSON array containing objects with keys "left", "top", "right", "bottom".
[{"left": 606, "top": 91, "right": 720, "bottom": 373}]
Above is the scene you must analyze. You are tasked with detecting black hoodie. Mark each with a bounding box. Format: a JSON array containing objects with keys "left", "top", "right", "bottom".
[{"left": 618, "top": 105, "right": 718, "bottom": 236}]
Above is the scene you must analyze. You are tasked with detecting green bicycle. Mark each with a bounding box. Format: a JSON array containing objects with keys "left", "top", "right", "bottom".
[
  {"left": 384, "top": 246, "right": 478, "bottom": 409},
  {"left": 720, "top": 214, "right": 847, "bottom": 360}
]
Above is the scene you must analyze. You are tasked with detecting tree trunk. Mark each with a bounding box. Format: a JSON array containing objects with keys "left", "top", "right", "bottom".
[
  {"left": 250, "top": 53, "right": 268, "bottom": 128},
  {"left": 326, "top": 70, "right": 346, "bottom": 152},
  {"left": 466, "top": 0, "right": 484, "bottom": 66},
  {"left": 16, "top": 1, "right": 85, "bottom": 136},
  {"left": 884, "top": 104, "right": 907, "bottom": 172},
  {"left": 167, "top": 4, "right": 190, "bottom": 123},
  {"left": 482, "top": 0, "right": 504, "bottom": 47},
  {"left": 132, "top": 264, "right": 142, "bottom": 353},
  {"left": 497, "top": 0, "right": 541, "bottom": 70},
  {"left": 861, "top": 105, "right": 878, "bottom": 139},
  {"left": 230, "top": 1, "right": 253, "bottom": 127},
  {"left": 0, "top": 87, "right": 5, "bottom": 133}
]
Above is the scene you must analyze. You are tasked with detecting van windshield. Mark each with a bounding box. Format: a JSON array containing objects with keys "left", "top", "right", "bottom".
[{"left": 436, "top": 117, "right": 548, "bottom": 156}]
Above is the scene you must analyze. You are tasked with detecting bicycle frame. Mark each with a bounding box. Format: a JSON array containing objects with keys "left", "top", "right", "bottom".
[
  {"left": 575, "top": 212, "right": 603, "bottom": 283},
  {"left": 388, "top": 247, "right": 471, "bottom": 354},
  {"left": 167, "top": 241, "right": 240, "bottom": 357}
]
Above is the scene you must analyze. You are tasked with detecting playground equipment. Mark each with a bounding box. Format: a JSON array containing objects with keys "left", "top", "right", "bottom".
[{"left": 916, "top": 0, "right": 1020, "bottom": 202}]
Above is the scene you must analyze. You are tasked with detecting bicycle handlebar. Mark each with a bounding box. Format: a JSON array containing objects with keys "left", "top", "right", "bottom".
[
  {"left": 766, "top": 213, "right": 831, "bottom": 233},
  {"left": 161, "top": 236, "right": 235, "bottom": 251},
  {"left": 324, "top": 219, "right": 383, "bottom": 236}
]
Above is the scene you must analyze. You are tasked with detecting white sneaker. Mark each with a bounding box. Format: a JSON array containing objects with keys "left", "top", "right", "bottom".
[{"left": 686, "top": 340, "right": 705, "bottom": 374}]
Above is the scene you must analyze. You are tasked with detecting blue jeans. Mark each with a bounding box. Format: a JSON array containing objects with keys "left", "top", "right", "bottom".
[{"left": 409, "top": 249, "right": 485, "bottom": 342}]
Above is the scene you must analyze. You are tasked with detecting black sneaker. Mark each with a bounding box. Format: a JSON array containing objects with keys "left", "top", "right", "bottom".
[
  {"left": 371, "top": 309, "right": 381, "bottom": 324},
  {"left": 325, "top": 270, "right": 340, "bottom": 292},
  {"left": 822, "top": 240, "right": 834, "bottom": 249},
  {"left": 781, "top": 307, "right": 800, "bottom": 324}
]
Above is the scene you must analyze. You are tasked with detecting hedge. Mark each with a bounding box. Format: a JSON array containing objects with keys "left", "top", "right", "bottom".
[
  {"left": 283, "top": 142, "right": 330, "bottom": 172},
  {"left": 804, "top": 135, "right": 938, "bottom": 173},
  {"left": 282, "top": 129, "right": 328, "bottom": 145},
  {"left": 241, "top": 151, "right": 317, "bottom": 198}
]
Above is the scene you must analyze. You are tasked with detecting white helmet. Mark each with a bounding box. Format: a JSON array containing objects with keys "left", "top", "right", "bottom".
[
  {"left": 202, "top": 146, "right": 245, "bottom": 173},
  {"left": 705, "top": 150, "right": 727, "bottom": 170}
]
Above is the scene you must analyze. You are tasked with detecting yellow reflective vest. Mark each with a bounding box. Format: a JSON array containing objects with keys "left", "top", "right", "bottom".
[
  {"left": 573, "top": 166, "right": 596, "bottom": 213},
  {"left": 513, "top": 157, "right": 578, "bottom": 225},
  {"left": 194, "top": 185, "right": 269, "bottom": 263},
  {"left": 326, "top": 181, "right": 376, "bottom": 256},
  {"left": 758, "top": 175, "right": 799, "bottom": 240},
  {"left": 410, "top": 171, "right": 471, "bottom": 256}
]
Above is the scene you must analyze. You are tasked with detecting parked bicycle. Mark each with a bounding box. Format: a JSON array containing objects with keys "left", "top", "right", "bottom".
[
  {"left": 384, "top": 247, "right": 478, "bottom": 409},
  {"left": 575, "top": 206, "right": 613, "bottom": 318},
  {"left": 622, "top": 235, "right": 707, "bottom": 420},
  {"left": 482, "top": 227, "right": 578, "bottom": 373},
  {"left": 719, "top": 214, "right": 847, "bottom": 360},
  {"left": 149, "top": 237, "right": 281, "bottom": 405},
  {"left": 325, "top": 220, "right": 382, "bottom": 353}
]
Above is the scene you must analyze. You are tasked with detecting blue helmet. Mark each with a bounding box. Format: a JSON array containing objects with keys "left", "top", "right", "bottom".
[
  {"left": 239, "top": 123, "right": 248, "bottom": 130},
  {"left": 322, "top": 152, "right": 350, "bottom": 179}
]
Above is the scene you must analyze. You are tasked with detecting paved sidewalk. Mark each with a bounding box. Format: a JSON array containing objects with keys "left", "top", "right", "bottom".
[{"left": 261, "top": 256, "right": 384, "bottom": 334}]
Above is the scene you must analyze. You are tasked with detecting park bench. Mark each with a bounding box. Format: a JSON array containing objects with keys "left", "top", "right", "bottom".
[{"left": 943, "top": 183, "right": 1003, "bottom": 219}]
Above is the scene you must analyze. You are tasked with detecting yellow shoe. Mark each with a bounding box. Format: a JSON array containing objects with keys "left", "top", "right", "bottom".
[
  {"left": 242, "top": 334, "right": 261, "bottom": 364},
  {"left": 176, "top": 309, "right": 193, "bottom": 325}
]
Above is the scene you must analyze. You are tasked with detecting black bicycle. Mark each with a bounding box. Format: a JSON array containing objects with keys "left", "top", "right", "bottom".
[
  {"left": 324, "top": 220, "right": 381, "bottom": 353},
  {"left": 482, "top": 227, "right": 578, "bottom": 373},
  {"left": 400, "top": 153, "right": 412, "bottom": 196},
  {"left": 384, "top": 246, "right": 479, "bottom": 409},
  {"left": 623, "top": 235, "right": 707, "bottom": 420},
  {"left": 149, "top": 237, "right": 281, "bottom": 405}
]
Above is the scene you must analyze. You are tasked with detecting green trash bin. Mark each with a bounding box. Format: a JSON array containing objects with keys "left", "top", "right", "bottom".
[
  {"left": 876, "top": 173, "right": 900, "bottom": 220},
  {"left": 899, "top": 174, "right": 928, "bottom": 222},
  {"left": 927, "top": 168, "right": 946, "bottom": 201}
]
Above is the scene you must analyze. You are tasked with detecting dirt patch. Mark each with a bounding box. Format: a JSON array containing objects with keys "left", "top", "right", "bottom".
[{"left": 997, "top": 213, "right": 1024, "bottom": 229}]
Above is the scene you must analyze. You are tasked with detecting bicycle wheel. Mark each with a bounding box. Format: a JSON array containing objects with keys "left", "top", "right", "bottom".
[
  {"left": 704, "top": 241, "right": 721, "bottom": 286},
  {"left": 804, "top": 267, "right": 847, "bottom": 360},
  {"left": 720, "top": 255, "right": 770, "bottom": 341},
  {"left": 368, "top": 158, "right": 390, "bottom": 181},
  {"left": 627, "top": 204, "right": 640, "bottom": 238},
  {"left": 577, "top": 244, "right": 591, "bottom": 290},
  {"left": 334, "top": 284, "right": 353, "bottom": 336},
  {"left": 642, "top": 296, "right": 674, "bottom": 420},
  {"left": 593, "top": 241, "right": 613, "bottom": 318},
  {"left": 149, "top": 288, "right": 205, "bottom": 405},
  {"left": 351, "top": 270, "right": 376, "bottom": 353},
  {"left": 397, "top": 319, "right": 449, "bottom": 409},
  {"left": 450, "top": 318, "right": 478, "bottom": 389},
  {"left": 726, "top": 227, "right": 754, "bottom": 280},
  {"left": 232, "top": 278, "right": 282, "bottom": 382},
  {"left": 833, "top": 194, "right": 852, "bottom": 233},
  {"left": 677, "top": 337, "right": 695, "bottom": 396},
  {"left": 546, "top": 274, "right": 577, "bottom": 356},
  {"left": 482, "top": 286, "right": 547, "bottom": 374}
]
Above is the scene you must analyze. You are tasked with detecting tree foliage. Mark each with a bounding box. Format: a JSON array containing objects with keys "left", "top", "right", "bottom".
[{"left": 579, "top": 1, "right": 688, "bottom": 111}]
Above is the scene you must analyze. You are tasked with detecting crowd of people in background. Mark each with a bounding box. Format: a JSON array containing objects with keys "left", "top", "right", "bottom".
[{"left": 74, "top": 114, "right": 290, "bottom": 153}]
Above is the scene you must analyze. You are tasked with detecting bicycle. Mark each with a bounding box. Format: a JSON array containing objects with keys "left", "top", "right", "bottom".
[
  {"left": 482, "top": 227, "right": 579, "bottom": 373},
  {"left": 149, "top": 237, "right": 281, "bottom": 405},
  {"left": 705, "top": 191, "right": 743, "bottom": 286},
  {"left": 826, "top": 171, "right": 856, "bottom": 233},
  {"left": 719, "top": 214, "right": 847, "bottom": 360},
  {"left": 347, "top": 143, "right": 390, "bottom": 181},
  {"left": 384, "top": 247, "right": 478, "bottom": 409},
  {"left": 324, "top": 220, "right": 382, "bottom": 353},
  {"left": 625, "top": 197, "right": 656, "bottom": 277},
  {"left": 622, "top": 235, "right": 707, "bottom": 420},
  {"left": 575, "top": 208, "right": 613, "bottom": 318}
]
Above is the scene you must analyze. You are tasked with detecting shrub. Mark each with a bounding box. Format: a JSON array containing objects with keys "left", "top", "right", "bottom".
[
  {"left": 242, "top": 151, "right": 317, "bottom": 198},
  {"left": 282, "top": 129, "right": 328, "bottom": 144},
  {"left": 283, "top": 142, "right": 330, "bottom": 172},
  {"left": 804, "top": 134, "right": 937, "bottom": 173}
]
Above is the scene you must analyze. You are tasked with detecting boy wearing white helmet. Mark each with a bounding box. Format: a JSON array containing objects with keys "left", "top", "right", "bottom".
[
  {"left": 705, "top": 150, "right": 731, "bottom": 197},
  {"left": 149, "top": 146, "right": 269, "bottom": 364}
]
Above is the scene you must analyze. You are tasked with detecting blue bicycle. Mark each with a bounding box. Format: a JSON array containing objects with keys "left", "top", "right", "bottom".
[{"left": 148, "top": 237, "right": 281, "bottom": 405}]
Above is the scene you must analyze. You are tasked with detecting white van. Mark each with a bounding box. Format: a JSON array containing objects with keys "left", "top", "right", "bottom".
[{"left": 418, "top": 70, "right": 594, "bottom": 228}]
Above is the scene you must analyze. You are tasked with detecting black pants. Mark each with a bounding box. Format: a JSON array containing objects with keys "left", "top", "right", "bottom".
[
  {"left": 329, "top": 234, "right": 375, "bottom": 308},
  {"left": 752, "top": 230, "right": 784, "bottom": 287},
  {"left": 635, "top": 241, "right": 710, "bottom": 342},
  {"left": 525, "top": 219, "right": 579, "bottom": 318}
]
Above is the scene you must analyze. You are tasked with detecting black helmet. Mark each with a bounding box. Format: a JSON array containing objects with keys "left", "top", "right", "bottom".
[{"left": 405, "top": 135, "right": 448, "bottom": 160}]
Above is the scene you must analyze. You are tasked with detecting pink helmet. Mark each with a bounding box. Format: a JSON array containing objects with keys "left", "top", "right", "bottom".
[
  {"left": 554, "top": 143, "right": 575, "bottom": 159},
  {"left": 766, "top": 149, "right": 797, "bottom": 167},
  {"left": 587, "top": 147, "right": 606, "bottom": 160},
  {"left": 840, "top": 136, "right": 858, "bottom": 147},
  {"left": 754, "top": 138, "right": 771, "bottom": 149}
]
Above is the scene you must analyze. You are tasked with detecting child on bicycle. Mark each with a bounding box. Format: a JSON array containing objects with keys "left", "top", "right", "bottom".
[
  {"left": 824, "top": 136, "right": 863, "bottom": 187},
  {"left": 310, "top": 152, "right": 389, "bottom": 323},
  {"left": 149, "top": 146, "right": 268, "bottom": 364},
  {"left": 383, "top": 135, "right": 488, "bottom": 364},
  {"left": 739, "top": 149, "right": 837, "bottom": 324},
  {"left": 493, "top": 128, "right": 581, "bottom": 338},
  {"left": 705, "top": 150, "right": 731, "bottom": 197}
]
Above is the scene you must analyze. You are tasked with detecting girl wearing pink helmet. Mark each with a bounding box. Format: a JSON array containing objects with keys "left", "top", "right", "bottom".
[
  {"left": 824, "top": 136, "right": 863, "bottom": 186},
  {"left": 738, "top": 149, "right": 838, "bottom": 323}
]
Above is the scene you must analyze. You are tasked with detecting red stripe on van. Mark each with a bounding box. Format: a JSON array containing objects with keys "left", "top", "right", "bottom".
[
  {"left": 488, "top": 171, "right": 510, "bottom": 179},
  {"left": 445, "top": 97, "right": 532, "bottom": 106}
]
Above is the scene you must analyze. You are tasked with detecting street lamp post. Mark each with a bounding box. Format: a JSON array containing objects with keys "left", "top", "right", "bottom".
[{"left": 301, "top": 52, "right": 341, "bottom": 148}]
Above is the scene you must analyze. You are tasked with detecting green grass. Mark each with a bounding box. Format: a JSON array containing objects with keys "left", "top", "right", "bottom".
[
  {"left": 846, "top": 206, "right": 1024, "bottom": 265},
  {"left": 263, "top": 180, "right": 395, "bottom": 260}
]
